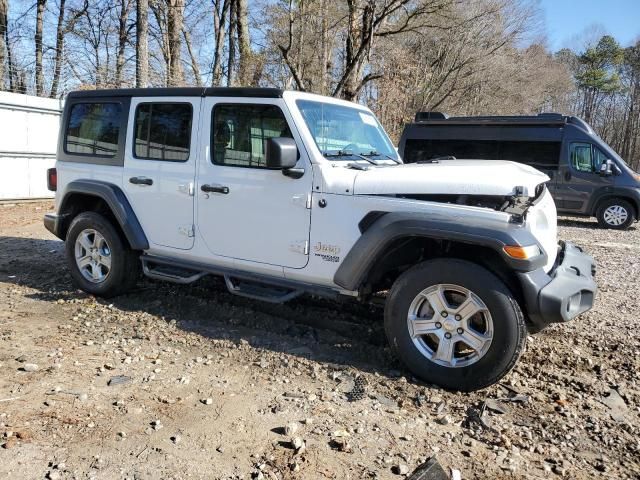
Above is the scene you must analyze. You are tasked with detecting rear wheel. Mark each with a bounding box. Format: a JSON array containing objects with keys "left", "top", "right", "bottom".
[
  {"left": 596, "top": 198, "right": 636, "bottom": 229},
  {"left": 65, "top": 212, "right": 140, "bottom": 297},
  {"left": 384, "top": 258, "right": 526, "bottom": 391}
]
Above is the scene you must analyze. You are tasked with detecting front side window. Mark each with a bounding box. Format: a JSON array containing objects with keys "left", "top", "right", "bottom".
[
  {"left": 212, "top": 104, "right": 292, "bottom": 168},
  {"left": 296, "top": 100, "right": 397, "bottom": 160},
  {"left": 65, "top": 103, "right": 122, "bottom": 157},
  {"left": 570, "top": 142, "right": 594, "bottom": 173},
  {"left": 134, "top": 103, "right": 192, "bottom": 161}
]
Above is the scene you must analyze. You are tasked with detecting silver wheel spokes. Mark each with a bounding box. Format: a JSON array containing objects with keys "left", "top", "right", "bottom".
[
  {"left": 603, "top": 205, "right": 628, "bottom": 226},
  {"left": 407, "top": 284, "right": 493, "bottom": 368},
  {"left": 74, "top": 229, "right": 111, "bottom": 283}
]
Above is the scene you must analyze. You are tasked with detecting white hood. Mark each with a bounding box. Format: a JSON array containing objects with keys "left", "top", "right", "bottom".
[{"left": 352, "top": 160, "right": 549, "bottom": 197}]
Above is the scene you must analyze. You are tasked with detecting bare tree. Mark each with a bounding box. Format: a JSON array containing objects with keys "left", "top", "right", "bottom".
[
  {"left": 211, "top": 0, "right": 230, "bottom": 86},
  {"left": 167, "top": 0, "right": 184, "bottom": 85},
  {"left": 226, "top": 0, "right": 237, "bottom": 86},
  {"left": 136, "top": 0, "right": 149, "bottom": 87},
  {"left": 236, "top": 0, "right": 251, "bottom": 85},
  {"left": 35, "top": 0, "right": 47, "bottom": 96},
  {"left": 0, "top": 0, "right": 7, "bottom": 89},
  {"left": 50, "top": 0, "right": 88, "bottom": 97},
  {"left": 183, "top": 26, "right": 202, "bottom": 86},
  {"left": 115, "top": 0, "right": 134, "bottom": 87}
]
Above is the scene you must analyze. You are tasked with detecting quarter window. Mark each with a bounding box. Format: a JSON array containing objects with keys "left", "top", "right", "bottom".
[
  {"left": 134, "top": 103, "right": 192, "bottom": 161},
  {"left": 65, "top": 103, "right": 122, "bottom": 157},
  {"left": 212, "top": 104, "right": 292, "bottom": 168}
]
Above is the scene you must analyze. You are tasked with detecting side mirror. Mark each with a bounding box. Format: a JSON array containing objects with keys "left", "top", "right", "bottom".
[
  {"left": 599, "top": 159, "right": 620, "bottom": 177},
  {"left": 265, "top": 137, "right": 298, "bottom": 169}
]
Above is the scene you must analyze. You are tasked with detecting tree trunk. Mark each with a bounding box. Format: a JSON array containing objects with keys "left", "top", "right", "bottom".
[
  {"left": 236, "top": 0, "right": 251, "bottom": 85},
  {"left": 49, "top": 0, "right": 66, "bottom": 97},
  {"left": 0, "top": 0, "right": 7, "bottom": 90},
  {"left": 167, "top": 0, "right": 184, "bottom": 86},
  {"left": 115, "top": 0, "right": 131, "bottom": 87},
  {"left": 35, "top": 0, "right": 47, "bottom": 96},
  {"left": 211, "top": 0, "right": 230, "bottom": 86},
  {"left": 183, "top": 27, "right": 202, "bottom": 86},
  {"left": 136, "top": 0, "right": 149, "bottom": 87},
  {"left": 227, "top": 0, "right": 237, "bottom": 86}
]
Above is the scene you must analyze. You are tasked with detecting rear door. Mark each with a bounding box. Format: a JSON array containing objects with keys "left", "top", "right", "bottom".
[{"left": 122, "top": 97, "right": 200, "bottom": 250}]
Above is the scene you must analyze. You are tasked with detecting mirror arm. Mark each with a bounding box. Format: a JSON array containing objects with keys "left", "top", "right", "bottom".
[{"left": 282, "top": 167, "right": 305, "bottom": 179}]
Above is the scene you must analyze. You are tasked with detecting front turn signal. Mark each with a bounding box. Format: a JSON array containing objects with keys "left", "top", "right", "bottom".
[{"left": 503, "top": 244, "right": 540, "bottom": 260}]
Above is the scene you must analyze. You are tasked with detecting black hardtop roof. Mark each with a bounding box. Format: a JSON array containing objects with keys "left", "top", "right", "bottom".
[{"left": 67, "top": 87, "right": 284, "bottom": 99}]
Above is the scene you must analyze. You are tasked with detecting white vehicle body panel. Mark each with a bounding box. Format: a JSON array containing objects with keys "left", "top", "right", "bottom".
[{"left": 351, "top": 160, "right": 549, "bottom": 197}]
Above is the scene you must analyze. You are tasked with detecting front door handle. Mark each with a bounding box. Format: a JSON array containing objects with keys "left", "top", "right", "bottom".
[
  {"left": 129, "top": 176, "right": 153, "bottom": 186},
  {"left": 201, "top": 184, "right": 229, "bottom": 194}
]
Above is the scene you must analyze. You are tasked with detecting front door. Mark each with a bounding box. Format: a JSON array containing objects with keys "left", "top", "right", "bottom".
[
  {"left": 197, "top": 98, "right": 312, "bottom": 269},
  {"left": 558, "top": 142, "right": 610, "bottom": 214},
  {"left": 123, "top": 97, "right": 200, "bottom": 250}
]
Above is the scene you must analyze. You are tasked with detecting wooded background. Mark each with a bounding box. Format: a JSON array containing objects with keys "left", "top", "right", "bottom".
[{"left": 0, "top": 0, "right": 638, "bottom": 170}]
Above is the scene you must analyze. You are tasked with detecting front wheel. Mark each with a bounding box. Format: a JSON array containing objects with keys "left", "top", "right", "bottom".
[
  {"left": 384, "top": 259, "right": 526, "bottom": 391},
  {"left": 596, "top": 198, "right": 636, "bottom": 229},
  {"left": 65, "top": 212, "right": 140, "bottom": 297}
]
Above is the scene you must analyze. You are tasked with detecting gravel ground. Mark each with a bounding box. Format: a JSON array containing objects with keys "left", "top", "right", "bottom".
[{"left": 0, "top": 201, "right": 638, "bottom": 479}]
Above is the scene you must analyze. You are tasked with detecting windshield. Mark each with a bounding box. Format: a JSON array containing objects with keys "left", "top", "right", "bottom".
[{"left": 296, "top": 99, "right": 398, "bottom": 160}]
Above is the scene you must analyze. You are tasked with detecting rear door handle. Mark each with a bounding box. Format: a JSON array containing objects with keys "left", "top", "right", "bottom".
[
  {"left": 129, "top": 176, "right": 153, "bottom": 186},
  {"left": 201, "top": 184, "right": 229, "bottom": 194}
]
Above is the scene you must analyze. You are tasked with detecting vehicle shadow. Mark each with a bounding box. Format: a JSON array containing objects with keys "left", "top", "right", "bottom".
[{"left": 0, "top": 235, "right": 405, "bottom": 385}]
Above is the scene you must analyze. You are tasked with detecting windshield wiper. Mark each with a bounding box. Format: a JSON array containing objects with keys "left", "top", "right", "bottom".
[
  {"left": 323, "top": 150, "right": 378, "bottom": 165},
  {"left": 364, "top": 150, "right": 401, "bottom": 164}
]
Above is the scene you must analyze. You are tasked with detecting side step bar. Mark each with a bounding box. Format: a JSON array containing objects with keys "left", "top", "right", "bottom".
[
  {"left": 224, "top": 275, "right": 301, "bottom": 303},
  {"left": 142, "top": 259, "right": 206, "bottom": 285},
  {"left": 140, "top": 256, "right": 304, "bottom": 303}
]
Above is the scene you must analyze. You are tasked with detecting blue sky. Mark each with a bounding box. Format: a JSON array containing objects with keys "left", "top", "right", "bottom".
[{"left": 540, "top": 0, "right": 640, "bottom": 51}]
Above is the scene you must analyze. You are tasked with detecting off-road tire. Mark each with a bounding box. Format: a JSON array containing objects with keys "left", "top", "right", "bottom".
[
  {"left": 384, "top": 258, "right": 526, "bottom": 391},
  {"left": 65, "top": 212, "right": 140, "bottom": 297},
  {"left": 596, "top": 198, "right": 636, "bottom": 230}
]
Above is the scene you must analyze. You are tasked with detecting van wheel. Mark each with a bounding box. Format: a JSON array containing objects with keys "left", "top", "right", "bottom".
[
  {"left": 596, "top": 198, "right": 635, "bottom": 229},
  {"left": 65, "top": 212, "right": 140, "bottom": 297},
  {"left": 384, "top": 259, "right": 526, "bottom": 391}
]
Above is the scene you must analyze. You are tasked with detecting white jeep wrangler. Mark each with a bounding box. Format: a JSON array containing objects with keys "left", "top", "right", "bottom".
[{"left": 44, "top": 87, "right": 597, "bottom": 391}]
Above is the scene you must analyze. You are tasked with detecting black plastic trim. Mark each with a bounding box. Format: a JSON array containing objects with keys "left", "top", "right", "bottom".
[
  {"left": 334, "top": 211, "right": 547, "bottom": 291},
  {"left": 586, "top": 186, "right": 640, "bottom": 217},
  {"left": 58, "top": 180, "right": 149, "bottom": 250},
  {"left": 518, "top": 241, "right": 597, "bottom": 330}
]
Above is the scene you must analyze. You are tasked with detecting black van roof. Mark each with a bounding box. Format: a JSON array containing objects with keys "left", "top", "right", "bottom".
[
  {"left": 67, "top": 87, "right": 284, "bottom": 99},
  {"left": 412, "top": 111, "right": 592, "bottom": 132}
]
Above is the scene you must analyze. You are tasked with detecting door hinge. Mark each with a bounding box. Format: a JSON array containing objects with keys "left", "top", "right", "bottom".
[
  {"left": 306, "top": 192, "right": 312, "bottom": 209},
  {"left": 179, "top": 225, "right": 195, "bottom": 237},
  {"left": 292, "top": 194, "right": 311, "bottom": 209},
  {"left": 289, "top": 240, "right": 309, "bottom": 255}
]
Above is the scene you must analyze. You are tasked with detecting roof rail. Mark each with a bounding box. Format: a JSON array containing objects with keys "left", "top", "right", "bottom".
[{"left": 412, "top": 112, "right": 569, "bottom": 126}]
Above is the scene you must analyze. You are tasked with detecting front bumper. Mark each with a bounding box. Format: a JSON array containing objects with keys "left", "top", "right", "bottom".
[{"left": 518, "top": 241, "right": 597, "bottom": 332}]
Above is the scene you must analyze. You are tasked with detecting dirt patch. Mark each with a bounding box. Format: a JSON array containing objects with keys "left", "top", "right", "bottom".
[{"left": 0, "top": 202, "right": 639, "bottom": 479}]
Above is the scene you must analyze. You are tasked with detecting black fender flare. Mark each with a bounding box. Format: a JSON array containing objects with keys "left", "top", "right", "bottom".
[
  {"left": 333, "top": 211, "right": 547, "bottom": 291},
  {"left": 58, "top": 179, "right": 149, "bottom": 250},
  {"left": 587, "top": 186, "right": 640, "bottom": 217}
]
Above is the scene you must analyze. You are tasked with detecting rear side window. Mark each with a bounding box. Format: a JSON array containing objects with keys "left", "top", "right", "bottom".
[
  {"left": 212, "top": 104, "right": 292, "bottom": 168},
  {"left": 134, "top": 103, "right": 192, "bottom": 161},
  {"left": 65, "top": 103, "right": 122, "bottom": 157}
]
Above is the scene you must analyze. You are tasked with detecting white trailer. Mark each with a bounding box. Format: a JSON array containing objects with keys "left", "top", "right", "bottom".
[{"left": 0, "top": 92, "right": 63, "bottom": 200}]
